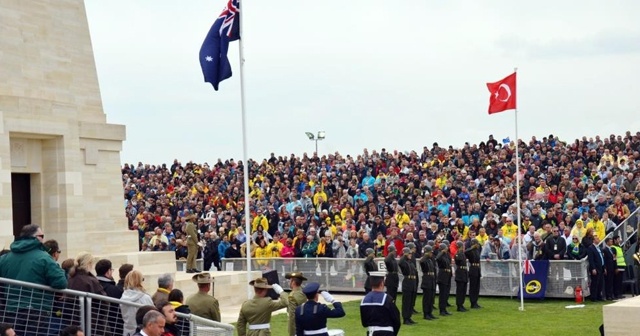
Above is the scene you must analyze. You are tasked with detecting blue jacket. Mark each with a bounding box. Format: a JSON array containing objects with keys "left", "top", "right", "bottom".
[
  {"left": 0, "top": 237, "right": 67, "bottom": 311},
  {"left": 295, "top": 300, "right": 345, "bottom": 336}
]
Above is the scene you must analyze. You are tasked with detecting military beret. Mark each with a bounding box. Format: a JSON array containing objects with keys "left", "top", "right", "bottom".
[
  {"left": 407, "top": 242, "right": 416, "bottom": 249},
  {"left": 439, "top": 244, "right": 448, "bottom": 250},
  {"left": 402, "top": 247, "right": 411, "bottom": 254},
  {"left": 456, "top": 241, "right": 463, "bottom": 248},
  {"left": 366, "top": 248, "right": 375, "bottom": 255},
  {"left": 441, "top": 240, "right": 450, "bottom": 246},
  {"left": 424, "top": 245, "right": 433, "bottom": 253},
  {"left": 427, "top": 240, "right": 435, "bottom": 247},
  {"left": 388, "top": 245, "right": 396, "bottom": 252},
  {"left": 471, "top": 238, "right": 479, "bottom": 246}
]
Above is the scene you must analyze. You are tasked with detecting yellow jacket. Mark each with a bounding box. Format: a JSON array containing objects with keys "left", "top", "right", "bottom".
[
  {"left": 266, "top": 241, "right": 283, "bottom": 258},
  {"left": 252, "top": 215, "right": 269, "bottom": 233},
  {"left": 313, "top": 191, "right": 327, "bottom": 205},
  {"left": 340, "top": 207, "right": 355, "bottom": 220},
  {"left": 395, "top": 213, "right": 410, "bottom": 229},
  {"left": 501, "top": 223, "right": 518, "bottom": 241},
  {"left": 254, "top": 246, "right": 270, "bottom": 266},
  {"left": 587, "top": 220, "right": 606, "bottom": 240}
]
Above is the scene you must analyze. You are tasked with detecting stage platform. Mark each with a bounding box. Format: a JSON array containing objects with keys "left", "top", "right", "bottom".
[{"left": 603, "top": 295, "right": 640, "bottom": 335}]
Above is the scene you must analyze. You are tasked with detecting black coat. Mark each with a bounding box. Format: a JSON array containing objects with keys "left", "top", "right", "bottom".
[
  {"left": 545, "top": 235, "right": 567, "bottom": 260},
  {"left": 465, "top": 246, "right": 482, "bottom": 277},
  {"left": 435, "top": 250, "right": 452, "bottom": 284},
  {"left": 384, "top": 252, "right": 400, "bottom": 288},
  {"left": 587, "top": 244, "right": 604, "bottom": 273},
  {"left": 454, "top": 251, "right": 468, "bottom": 283},
  {"left": 363, "top": 256, "right": 377, "bottom": 290},
  {"left": 398, "top": 255, "right": 418, "bottom": 291},
  {"left": 419, "top": 255, "right": 436, "bottom": 290}
]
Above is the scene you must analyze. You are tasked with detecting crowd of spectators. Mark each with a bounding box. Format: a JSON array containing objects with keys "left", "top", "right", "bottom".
[{"left": 123, "top": 132, "right": 640, "bottom": 268}]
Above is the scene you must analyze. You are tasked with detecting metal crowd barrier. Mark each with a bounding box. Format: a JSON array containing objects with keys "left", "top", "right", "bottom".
[
  {"left": 0, "top": 276, "right": 234, "bottom": 336},
  {"left": 222, "top": 257, "right": 590, "bottom": 298}
]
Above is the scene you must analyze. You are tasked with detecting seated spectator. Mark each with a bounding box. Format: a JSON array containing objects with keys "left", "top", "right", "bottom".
[
  {"left": 120, "top": 270, "right": 154, "bottom": 336},
  {"left": 566, "top": 235, "right": 587, "bottom": 260},
  {"left": 168, "top": 289, "right": 191, "bottom": 314}
]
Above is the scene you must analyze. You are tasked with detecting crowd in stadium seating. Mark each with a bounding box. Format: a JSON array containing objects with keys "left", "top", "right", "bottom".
[{"left": 122, "top": 131, "right": 640, "bottom": 267}]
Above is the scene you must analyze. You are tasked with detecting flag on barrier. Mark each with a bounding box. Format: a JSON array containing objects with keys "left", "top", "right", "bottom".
[{"left": 518, "top": 260, "right": 550, "bottom": 299}]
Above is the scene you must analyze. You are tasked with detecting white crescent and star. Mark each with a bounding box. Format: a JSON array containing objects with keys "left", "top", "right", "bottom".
[{"left": 494, "top": 84, "right": 512, "bottom": 102}]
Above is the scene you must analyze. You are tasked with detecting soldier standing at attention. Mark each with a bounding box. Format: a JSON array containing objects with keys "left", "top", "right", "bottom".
[
  {"left": 436, "top": 242, "right": 452, "bottom": 316},
  {"left": 398, "top": 247, "right": 418, "bottom": 325},
  {"left": 294, "top": 282, "right": 346, "bottom": 336},
  {"left": 384, "top": 245, "right": 400, "bottom": 302},
  {"left": 363, "top": 248, "right": 378, "bottom": 293},
  {"left": 360, "top": 271, "right": 401, "bottom": 336},
  {"left": 185, "top": 215, "right": 201, "bottom": 273},
  {"left": 285, "top": 272, "right": 307, "bottom": 336},
  {"left": 465, "top": 238, "right": 482, "bottom": 308},
  {"left": 406, "top": 242, "right": 419, "bottom": 314},
  {"left": 419, "top": 245, "right": 438, "bottom": 320},
  {"left": 454, "top": 241, "right": 469, "bottom": 312},
  {"left": 237, "top": 277, "right": 288, "bottom": 336}
]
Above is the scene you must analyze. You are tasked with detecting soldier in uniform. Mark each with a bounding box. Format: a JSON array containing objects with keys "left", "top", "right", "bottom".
[
  {"left": 406, "top": 242, "right": 419, "bottom": 314},
  {"left": 419, "top": 245, "right": 438, "bottom": 320},
  {"left": 185, "top": 273, "right": 220, "bottom": 321},
  {"left": 436, "top": 242, "right": 452, "bottom": 316},
  {"left": 237, "top": 277, "right": 288, "bottom": 336},
  {"left": 364, "top": 248, "right": 378, "bottom": 293},
  {"left": 295, "top": 282, "right": 345, "bottom": 336},
  {"left": 185, "top": 215, "right": 201, "bottom": 273},
  {"left": 384, "top": 245, "right": 400, "bottom": 302},
  {"left": 285, "top": 272, "right": 307, "bottom": 336},
  {"left": 360, "top": 271, "right": 401, "bottom": 336},
  {"left": 398, "top": 247, "right": 418, "bottom": 325},
  {"left": 465, "top": 238, "right": 482, "bottom": 308},
  {"left": 454, "top": 241, "right": 469, "bottom": 312}
]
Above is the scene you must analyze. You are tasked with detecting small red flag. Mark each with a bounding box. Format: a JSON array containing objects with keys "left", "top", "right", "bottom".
[{"left": 487, "top": 72, "right": 517, "bottom": 114}]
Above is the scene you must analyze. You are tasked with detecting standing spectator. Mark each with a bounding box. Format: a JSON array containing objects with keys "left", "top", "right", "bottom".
[
  {"left": 120, "top": 270, "right": 154, "bottom": 336},
  {"left": 152, "top": 273, "right": 174, "bottom": 306},
  {"left": 586, "top": 236, "right": 605, "bottom": 302},
  {"left": 43, "top": 239, "right": 62, "bottom": 262},
  {"left": 0, "top": 224, "right": 67, "bottom": 335},
  {"left": 117, "top": 264, "right": 134, "bottom": 292},
  {"left": 68, "top": 253, "right": 106, "bottom": 295},
  {"left": 95, "top": 259, "right": 124, "bottom": 336}
]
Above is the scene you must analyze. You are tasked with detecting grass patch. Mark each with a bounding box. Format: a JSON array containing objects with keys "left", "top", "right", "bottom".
[{"left": 265, "top": 295, "right": 605, "bottom": 335}]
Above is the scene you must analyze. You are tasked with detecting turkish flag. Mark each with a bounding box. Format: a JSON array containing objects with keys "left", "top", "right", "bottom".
[{"left": 487, "top": 72, "right": 517, "bottom": 114}]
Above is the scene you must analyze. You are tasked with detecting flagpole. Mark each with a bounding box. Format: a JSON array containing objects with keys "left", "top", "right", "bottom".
[
  {"left": 237, "top": 0, "right": 253, "bottom": 300},
  {"left": 514, "top": 67, "right": 524, "bottom": 312}
]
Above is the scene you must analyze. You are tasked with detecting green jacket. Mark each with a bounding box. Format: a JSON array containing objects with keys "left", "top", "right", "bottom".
[
  {"left": 287, "top": 288, "right": 307, "bottom": 336},
  {"left": 0, "top": 237, "right": 67, "bottom": 311}
]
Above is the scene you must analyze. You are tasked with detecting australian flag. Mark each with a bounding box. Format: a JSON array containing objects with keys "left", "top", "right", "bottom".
[
  {"left": 199, "top": 0, "right": 240, "bottom": 90},
  {"left": 518, "top": 259, "right": 550, "bottom": 299}
]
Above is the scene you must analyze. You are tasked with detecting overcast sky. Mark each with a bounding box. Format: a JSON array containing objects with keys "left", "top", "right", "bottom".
[{"left": 84, "top": 0, "right": 640, "bottom": 165}]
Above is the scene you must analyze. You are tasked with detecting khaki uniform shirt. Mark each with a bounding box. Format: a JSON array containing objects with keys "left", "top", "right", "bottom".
[
  {"left": 237, "top": 293, "right": 289, "bottom": 336},
  {"left": 186, "top": 291, "right": 221, "bottom": 322},
  {"left": 287, "top": 288, "right": 307, "bottom": 336}
]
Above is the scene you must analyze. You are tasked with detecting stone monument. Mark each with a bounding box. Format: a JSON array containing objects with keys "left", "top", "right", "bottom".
[
  {"left": 0, "top": 0, "right": 259, "bottom": 306},
  {"left": 0, "top": 0, "right": 138, "bottom": 256}
]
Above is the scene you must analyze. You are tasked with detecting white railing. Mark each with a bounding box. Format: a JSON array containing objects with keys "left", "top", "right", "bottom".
[
  {"left": 0, "top": 276, "right": 234, "bottom": 336},
  {"left": 221, "top": 257, "right": 590, "bottom": 298}
]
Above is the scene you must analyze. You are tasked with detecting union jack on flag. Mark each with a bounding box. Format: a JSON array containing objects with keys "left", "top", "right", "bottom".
[
  {"left": 199, "top": 0, "right": 241, "bottom": 90},
  {"left": 523, "top": 259, "right": 535, "bottom": 275}
]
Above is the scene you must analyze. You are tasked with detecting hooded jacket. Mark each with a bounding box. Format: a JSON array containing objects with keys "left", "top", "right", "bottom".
[
  {"left": 0, "top": 237, "right": 67, "bottom": 311},
  {"left": 120, "top": 289, "right": 154, "bottom": 336}
]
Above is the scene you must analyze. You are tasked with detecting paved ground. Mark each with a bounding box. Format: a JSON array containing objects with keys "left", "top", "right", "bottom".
[{"left": 220, "top": 293, "right": 363, "bottom": 324}]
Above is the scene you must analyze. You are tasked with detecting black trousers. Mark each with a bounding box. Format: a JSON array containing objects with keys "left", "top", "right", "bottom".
[
  {"left": 422, "top": 288, "right": 435, "bottom": 317},
  {"left": 614, "top": 268, "right": 625, "bottom": 297},
  {"left": 590, "top": 270, "right": 604, "bottom": 301},
  {"left": 604, "top": 269, "right": 614, "bottom": 299},
  {"left": 401, "top": 288, "right": 416, "bottom": 319},
  {"left": 386, "top": 285, "right": 398, "bottom": 303},
  {"left": 455, "top": 281, "right": 467, "bottom": 308},
  {"left": 469, "top": 275, "right": 481, "bottom": 305},
  {"left": 411, "top": 289, "right": 418, "bottom": 311},
  {"left": 438, "top": 282, "right": 451, "bottom": 312},
  {"left": 204, "top": 256, "right": 214, "bottom": 271}
]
